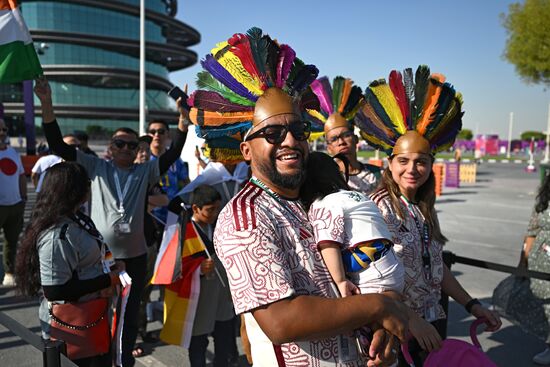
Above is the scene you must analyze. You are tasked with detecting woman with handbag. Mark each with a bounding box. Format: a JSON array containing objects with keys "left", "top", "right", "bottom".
[
  {"left": 357, "top": 66, "right": 502, "bottom": 366},
  {"left": 16, "top": 162, "right": 124, "bottom": 367}
]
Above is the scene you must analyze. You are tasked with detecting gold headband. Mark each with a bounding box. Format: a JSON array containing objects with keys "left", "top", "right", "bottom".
[
  {"left": 252, "top": 88, "right": 301, "bottom": 127},
  {"left": 324, "top": 113, "right": 349, "bottom": 134},
  {"left": 392, "top": 130, "right": 431, "bottom": 155}
]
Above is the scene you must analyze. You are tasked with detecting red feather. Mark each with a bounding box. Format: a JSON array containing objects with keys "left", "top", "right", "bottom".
[
  {"left": 389, "top": 70, "right": 409, "bottom": 126},
  {"left": 228, "top": 33, "right": 267, "bottom": 89}
]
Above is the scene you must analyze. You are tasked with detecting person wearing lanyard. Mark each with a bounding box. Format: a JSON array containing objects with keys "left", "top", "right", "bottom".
[
  {"left": 360, "top": 66, "right": 502, "bottom": 366},
  {"left": 34, "top": 77, "right": 190, "bottom": 367},
  {"left": 189, "top": 28, "right": 409, "bottom": 367}
]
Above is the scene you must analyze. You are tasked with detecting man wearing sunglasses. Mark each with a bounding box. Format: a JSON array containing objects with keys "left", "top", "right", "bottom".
[
  {"left": 34, "top": 77, "right": 190, "bottom": 367},
  {"left": 0, "top": 108, "right": 27, "bottom": 287},
  {"left": 214, "top": 88, "right": 408, "bottom": 366},
  {"left": 147, "top": 119, "right": 190, "bottom": 226},
  {"left": 325, "top": 118, "right": 382, "bottom": 195}
]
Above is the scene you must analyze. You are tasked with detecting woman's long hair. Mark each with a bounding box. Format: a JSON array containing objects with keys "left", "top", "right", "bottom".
[
  {"left": 535, "top": 171, "right": 550, "bottom": 213},
  {"left": 377, "top": 157, "right": 448, "bottom": 244},
  {"left": 300, "top": 152, "right": 350, "bottom": 210},
  {"left": 16, "top": 162, "right": 90, "bottom": 296}
]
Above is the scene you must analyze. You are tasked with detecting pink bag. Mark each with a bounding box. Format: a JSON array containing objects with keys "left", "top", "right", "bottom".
[{"left": 401, "top": 318, "right": 497, "bottom": 367}]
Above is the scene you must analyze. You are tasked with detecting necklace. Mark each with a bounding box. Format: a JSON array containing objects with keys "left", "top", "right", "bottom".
[{"left": 249, "top": 177, "right": 306, "bottom": 224}]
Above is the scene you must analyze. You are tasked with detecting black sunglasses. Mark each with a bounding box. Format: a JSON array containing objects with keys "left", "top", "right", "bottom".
[
  {"left": 0, "top": 127, "right": 8, "bottom": 132},
  {"left": 148, "top": 128, "right": 166, "bottom": 135},
  {"left": 246, "top": 121, "right": 311, "bottom": 145},
  {"left": 112, "top": 139, "right": 139, "bottom": 150}
]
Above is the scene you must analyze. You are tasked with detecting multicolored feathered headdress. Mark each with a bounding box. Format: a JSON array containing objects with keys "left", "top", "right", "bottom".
[
  {"left": 306, "top": 76, "right": 363, "bottom": 140},
  {"left": 355, "top": 65, "right": 463, "bottom": 155},
  {"left": 187, "top": 27, "right": 319, "bottom": 163}
]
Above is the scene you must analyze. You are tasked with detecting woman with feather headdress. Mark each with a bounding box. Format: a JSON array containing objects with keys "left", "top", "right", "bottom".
[
  {"left": 307, "top": 76, "right": 382, "bottom": 195},
  {"left": 359, "top": 66, "right": 502, "bottom": 366}
]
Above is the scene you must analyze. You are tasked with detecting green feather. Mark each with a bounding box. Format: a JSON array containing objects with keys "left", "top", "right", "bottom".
[
  {"left": 413, "top": 65, "right": 430, "bottom": 128},
  {"left": 196, "top": 71, "right": 255, "bottom": 107},
  {"left": 285, "top": 57, "right": 305, "bottom": 93},
  {"left": 332, "top": 77, "right": 345, "bottom": 112}
]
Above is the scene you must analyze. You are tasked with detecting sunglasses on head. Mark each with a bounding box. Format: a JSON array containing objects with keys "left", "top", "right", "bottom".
[
  {"left": 148, "top": 128, "right": 166, "bottom": 136},
  {"left": 246, "top": 121, "right": 311, "bottom": 145},
  {"left": 112, "top": 139, "right": 139, "bottom": 150}
]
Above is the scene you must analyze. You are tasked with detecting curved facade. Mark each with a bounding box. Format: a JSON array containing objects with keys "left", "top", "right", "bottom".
[{"left": 2, "top": 0, "right": 199, "bottom": 133}]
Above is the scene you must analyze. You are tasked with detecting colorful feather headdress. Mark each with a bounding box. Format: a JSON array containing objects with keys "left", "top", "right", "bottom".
[
  {"left": 187, "top": 27, "right": 319, "bottom": 163},
  {"left": 306, "top": 76, "right": 364, "bottom": 140},
  {"left": 355, "top": 65, "right": 464, "bottom": 155}
]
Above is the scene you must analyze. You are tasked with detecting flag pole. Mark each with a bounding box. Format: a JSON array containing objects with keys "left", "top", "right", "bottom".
[{"left": 139, "top": 0, "right": 146, "bottom": 135}]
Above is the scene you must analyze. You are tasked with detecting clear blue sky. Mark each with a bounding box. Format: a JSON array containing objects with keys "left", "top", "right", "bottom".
[{"left": 171, "top": 0, "right": 549, "bottom": 139}]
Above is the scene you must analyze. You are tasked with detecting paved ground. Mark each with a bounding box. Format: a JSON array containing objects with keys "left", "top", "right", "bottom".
[{"left": 0, "top": 162, "right": 545, "bottom": 366}]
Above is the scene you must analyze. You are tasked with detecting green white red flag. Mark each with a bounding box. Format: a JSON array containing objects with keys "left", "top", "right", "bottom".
[{"left": 0, "top": 0, "right": 42, "bottom": 83}]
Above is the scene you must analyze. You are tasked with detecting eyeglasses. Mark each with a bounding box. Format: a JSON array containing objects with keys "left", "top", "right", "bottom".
[
  {"left": 327, "top": 130, "right": 354, "bottom": 145},
  {"left": 0, "top": 128, "right": 7, "bottom": 132},
  {"left": 112, "top": 139, "right": 139, "bottom": 150},
  {"left": 245, "top": 121, "right": 311, "bottom": 145},
  {"left": 148, "top": 128, "right": 166, "bottom": 136}
]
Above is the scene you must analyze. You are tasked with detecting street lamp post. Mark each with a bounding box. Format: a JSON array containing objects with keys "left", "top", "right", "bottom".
[
  {"left": 543, "top": 102, "right": 550, "bottom": 163},
  {"left": 139, "top": 0, "right": 146, "bottom": 136}
]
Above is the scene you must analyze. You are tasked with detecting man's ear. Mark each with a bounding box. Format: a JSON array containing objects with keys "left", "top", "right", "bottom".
[
  {"left": 241, "top": 141, "right": 252, "bottom": 162},
  {"left": 191, "top": 203, "right": 199, "bottom": 216},
  {"left": 352, "top": 134, "right": 359, "bottom": 144}
]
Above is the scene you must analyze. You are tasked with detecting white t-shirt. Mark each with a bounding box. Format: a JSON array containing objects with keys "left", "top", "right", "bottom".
[
  {"left": 32, "top": 154, "right": 63, "bottom": 192},
  {"left": 0, "top": 146, "right": 24, "bottom": 205},
  {"left": 309, "top": 190, "right": 392, "bottom": 250}
]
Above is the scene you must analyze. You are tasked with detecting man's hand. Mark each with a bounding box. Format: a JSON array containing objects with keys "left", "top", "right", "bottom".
[
  {"left": 34, "top": 77, "right": 52, "bottom": 105},
  {"left": 366, "top": 328, "right": 398, "bottom": 367},
  {"left": 34, "top": 77, "right": 56, "bottom": 123},
  {"left": 176, "top": 85, "right": 190, "bottom": 132}
]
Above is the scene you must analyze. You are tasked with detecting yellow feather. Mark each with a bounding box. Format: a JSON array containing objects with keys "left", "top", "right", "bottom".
[
  {"left": 360, "top": 132, "right": 392, "bottom": 152},
  {"left": 308, "top": 131, "right": 324, "bottom": 142},
  {"left": 371, "top": 84, "right": 406, "bottom": 135},
  {"left": 306, "top": 109, "right": 328, "bottom": 123},
  {"left": 211, "top": 41, "right": 263, "bottom": 97}
]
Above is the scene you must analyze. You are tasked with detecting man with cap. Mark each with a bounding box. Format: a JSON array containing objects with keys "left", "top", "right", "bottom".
[{"left": 187, "top": 28, "right": 408, "bottom": 366}]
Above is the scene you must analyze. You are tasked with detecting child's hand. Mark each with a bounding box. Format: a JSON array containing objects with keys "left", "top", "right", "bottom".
[
  {"left": 200, "top": 259, "right": 214, "bottom": 276},
  {"left": 337, "top": 280, "right": 360, "bottom": 297},
  {"left": 409, "top": 313, "right": 442, "bottom": 352}
]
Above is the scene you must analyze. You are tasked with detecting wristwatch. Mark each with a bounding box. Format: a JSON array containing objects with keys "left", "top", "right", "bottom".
[{"left": 465, "top": 298, "right": 481, "bottom": 314}]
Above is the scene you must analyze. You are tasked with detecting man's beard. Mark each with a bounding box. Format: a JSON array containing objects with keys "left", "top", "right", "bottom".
[{"left": 257, "top": 153, "right": 307, "bottom": 191}]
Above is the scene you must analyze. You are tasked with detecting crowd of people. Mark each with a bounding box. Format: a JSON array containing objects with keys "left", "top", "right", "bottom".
[{"left": 4, "top": 25, "right": 550, "bottom": 367}]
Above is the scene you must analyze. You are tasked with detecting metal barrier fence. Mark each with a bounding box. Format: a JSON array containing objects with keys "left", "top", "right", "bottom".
[
  {"left": 439, "top": 249, "right": 550, "bottom": 338},
  {"left": 0, "top": 311, "right": 77, "bottom": 367},
  {"left": 0, "top": 249, "right": 546, "bottom": 364}
]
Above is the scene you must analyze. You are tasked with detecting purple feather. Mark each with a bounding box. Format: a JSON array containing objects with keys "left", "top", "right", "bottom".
[
  {"left": 354, "top": 113, "right": 394, "bottom": 148},
  {"left": 310, "top": 77, "right": 333, "bottom": 115},
  {"left": 201, "top": 55, "right": 258, "bottom": 102},
  {"left": 276, "top": 44, "right": 296, "bottom": 88},
  {"left": 189, "top": 90, "right": 253, "bottom": 112}
]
